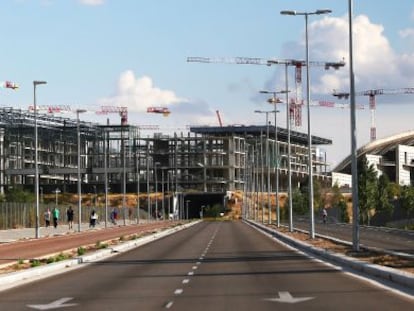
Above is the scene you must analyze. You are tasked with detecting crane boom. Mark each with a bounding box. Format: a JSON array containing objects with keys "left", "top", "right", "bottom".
[
  {"left": 334, "top": 87, "right": 414, "bottom": 141},
  {"left": 187, "top": 56, "right": 345, "bottom": 69},
  {"left": 97, "top": 106, "right": 128, "bottom": 125}
]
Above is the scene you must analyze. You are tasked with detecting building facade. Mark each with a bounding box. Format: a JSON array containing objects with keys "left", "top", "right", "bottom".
[{"left": 0, "top": 107, "right": 332, "bottom": 196}]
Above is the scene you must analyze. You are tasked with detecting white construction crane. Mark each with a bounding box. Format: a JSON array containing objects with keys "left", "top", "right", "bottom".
[
  {"left": 188, "top": 56, "right": 345, "bottom": 127},
  {"left": 334, "top": 88, "right": 414, "bottom": 141}
]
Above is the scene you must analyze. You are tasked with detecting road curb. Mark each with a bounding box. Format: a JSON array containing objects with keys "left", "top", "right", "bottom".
[
  {"left": 247, "top": 220, "right": 414, "bottom": 290},
  {"left": 0, "top": 221, "right": 201, "bottom": 292}
]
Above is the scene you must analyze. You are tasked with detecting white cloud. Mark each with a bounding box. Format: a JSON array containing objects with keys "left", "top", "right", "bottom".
[
  {"left": 78, "top": 0, "right": 104, "bottom": 6},
  {"left": 99, "top": 70, "right": 188, "bottom": 113},
  {"left": 275, "top": 13, "right": 414, "bottom": 166},
  {"left": 279, "top": 14, "right": 414, "bottom": 95},
  {"left": 399, "top": 28, "right": 414, "bottom": 38}
]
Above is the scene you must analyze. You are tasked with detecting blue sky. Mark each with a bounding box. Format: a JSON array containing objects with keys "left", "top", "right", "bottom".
[{"left": 2, "top": 0, "right": 414, "bottom": 167}]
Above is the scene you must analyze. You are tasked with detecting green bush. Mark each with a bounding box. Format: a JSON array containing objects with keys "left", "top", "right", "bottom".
[
  {"left": 77, "top": 247, "right": 86, "bottom": 256},
  {"left": 30, "top": 259, "right": 41, "bottom": 267}
]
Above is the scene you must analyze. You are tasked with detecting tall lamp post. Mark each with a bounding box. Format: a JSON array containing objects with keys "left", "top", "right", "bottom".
[
  {"left": 254, "top": 109, "right": 278, "bottom": 224},
  {"left": 281, "top": 8, "right": 332, "bottom": 239},
  {"left": 76, "top": 109, "right": 87, "bottom": 232},
  {"left": 55, "top": 188, "right": 61, "bottom": 208},
  {"left": 33, "top": 80, "right": 47, "bottom": 239},
  {"left": 260, "top": 90, "right": 288, "bottom": 227},
  {"left": 348, "top": 0, "right": 359, "bottom": 252},
  {"left": 154, "top": 162, "right": 160, "bottom": 220},
  {"left": 332, "top": 1, "right": 359, "bottom": 251}
]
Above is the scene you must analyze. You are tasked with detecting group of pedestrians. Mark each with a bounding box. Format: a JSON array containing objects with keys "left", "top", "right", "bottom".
[
  {"left": 43, "top": 206, "right": 120, "bottom": 229},
  {"left": 44, "top": 207, "right": 62, "bottom": 228},
  {"left": 44, "top": 206, "right": 74, "bottom": 229}
]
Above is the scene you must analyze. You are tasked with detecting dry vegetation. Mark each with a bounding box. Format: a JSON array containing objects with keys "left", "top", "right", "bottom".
[{"left": 228, "top": 190, "right": 414, "bottom": 275}]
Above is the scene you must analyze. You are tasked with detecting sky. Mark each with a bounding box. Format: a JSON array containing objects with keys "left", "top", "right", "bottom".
[{"left": 1, "top": 0, "right": 414, "bottom": 168}]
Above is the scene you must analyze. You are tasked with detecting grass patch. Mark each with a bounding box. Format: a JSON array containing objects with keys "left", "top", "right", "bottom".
[
  {"left": 30, "top": 259, "right": 41, "bottom": 267},
  {"left": 96, "top": 241, "right": 108, "bottom": 249},
  {"left": 77, "top": 246, "right": 86, "bottom": 256}
]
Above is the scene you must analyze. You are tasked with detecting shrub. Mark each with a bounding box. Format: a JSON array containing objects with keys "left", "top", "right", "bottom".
[{"left": 77, "top": 247, "right": 86, "bottom": 256}]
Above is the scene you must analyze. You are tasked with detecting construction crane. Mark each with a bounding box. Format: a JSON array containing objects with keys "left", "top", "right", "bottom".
[
  {"left": 1, "top": 81, "right": 19, "bottom": 90},
  {"left": 28, "top": 105, "right": 72, "bottom": 114},
  {"left": 267, "top": 96, "right": 363, "bottom": 127},
  {"left": 188, "top": 56, "right": 345, "bottom": 127},
  {"left": 216, "top": 110, "right": 223, "bottom": 127},
  {"left": 146, "top": 107, "right": 171, "bottom": 117},
  {"left": 333, "top": 88, "right": 414, "bottom": 141},
  {"left": 187, "top": 56, "right": 345, "bottom": 69},
  {"left": 97, "top": 106, "right": 128, "bottom": 125}
]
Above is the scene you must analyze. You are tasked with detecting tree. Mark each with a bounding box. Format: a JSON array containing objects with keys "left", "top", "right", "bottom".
[
  {"left": 400, "top": 186, "right": 414, "bottom": 218},
  {"left": 292, "top": 188, "right": 307, "bottom": 215},
  {"left": 312, "top": 178, "right": 324, "bottom": 213},
  {"left": 6, "top": 187, "right": 34, "bottom": 203},
  {"left": 330, "top": 182, "right": 349, "bottom": 223},
  {"left": 357, "top": 156, "right": 378, "bottom": 225},
  {"left": 376, "top": 174, "right": 394, "bottom": 217}
]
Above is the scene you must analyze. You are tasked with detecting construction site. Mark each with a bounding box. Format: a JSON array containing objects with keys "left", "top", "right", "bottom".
[{"left": 0, "top": 105, "right": 332, "bottom": 211}]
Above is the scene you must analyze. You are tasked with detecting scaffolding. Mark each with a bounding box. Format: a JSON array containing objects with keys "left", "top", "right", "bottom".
[{"left": 0, "top": 107, "right": 332, "bottom": 196}]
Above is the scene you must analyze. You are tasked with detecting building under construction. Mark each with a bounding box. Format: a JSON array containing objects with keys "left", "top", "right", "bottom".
[{"left": 0, "top": 107, "right": 332, "bottom": 197}]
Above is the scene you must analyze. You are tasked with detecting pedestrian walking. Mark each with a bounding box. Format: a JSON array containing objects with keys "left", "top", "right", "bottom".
[
  {"left": 52, "top": 207, "right": 60, "bottom": 228},
  {"left": 44, "top": 208, "right": 51, "bottom": 227},
  {"left": 110, "top": 208, "right": 117, "bottom": 225},
  {"left": 67, "top": 206, "right": 74, "bottom": 229},
  {"left": 322, "top": 207, "right": 328, "bottom": 224},
  {"left": 90, "top": 210, "right": 98, "bottom": 228}
]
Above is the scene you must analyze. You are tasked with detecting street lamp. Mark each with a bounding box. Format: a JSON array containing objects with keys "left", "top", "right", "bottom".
[
  {"left": 76, "top": 108, "right": 87, "bottom": 232},
  {"left": 33, "top": 80, "right": 47, "bottom": 239},
  {"left": 154, "top": 162, "right": 160, "bottom": 220},
  {"left": 197, "top": 162, "right": 207, "bottom": 192},
  {"left": 103, "top": 129, "right": 108, "bottom": 228},
  {"left": 348, "top": 0, "right": 359, "bottom": 252},
  {"left": 161, "top": 167, "right": 166, "bottom": 220},
  {"left": 260, "top": 90, "right": 288, "bottom": 227},
  {"left": 335, "top": 0, "right": 359, "bottom": 251},
  {"left": 281, "top": 8, "right": 332, "bottom": 239},
  {"left": 255, "top": 109, "right": 278, "bottom": 224},
  {"left": 55, "top": 188, "right": 61, "bottom": 208},
  {"left": 185, "top": 200, "right": 190, "bottom": 220}
]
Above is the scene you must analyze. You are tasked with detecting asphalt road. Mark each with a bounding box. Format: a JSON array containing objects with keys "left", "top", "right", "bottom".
[
  {"left": 0, "top": 221, "right": 412, "bottom": 310},
  {"left": 291, "top": 219, "right": 414, "bottom": 254}
]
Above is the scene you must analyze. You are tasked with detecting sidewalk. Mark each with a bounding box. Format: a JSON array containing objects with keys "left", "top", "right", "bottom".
[{"left": 0, "top": 219, "right": 147, "bottom": 243}]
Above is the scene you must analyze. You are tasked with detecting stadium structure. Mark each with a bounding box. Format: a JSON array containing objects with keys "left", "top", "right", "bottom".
[{"left": 332, "top": 130, "right": 414, "bottom": 187}]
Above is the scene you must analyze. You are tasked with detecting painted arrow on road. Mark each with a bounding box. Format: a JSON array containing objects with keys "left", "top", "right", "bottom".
[
  {"left": 264, "top": 291, "right": 314, "bottom": 304},
  {"left": 27, "top": 297, "right": 78, "bottom": 310}
]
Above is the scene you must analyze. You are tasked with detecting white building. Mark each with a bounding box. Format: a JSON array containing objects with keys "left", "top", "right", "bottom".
[{"left": 333, "top": 131, "right": 414, "bottom": 187}]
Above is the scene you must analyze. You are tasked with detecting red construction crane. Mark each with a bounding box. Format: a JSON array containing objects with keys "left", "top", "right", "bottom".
[
  {"left": 216, "top": 110, "right": 223, "bottom": 127},
  {"left": 28, "top": 105, "right": 72, "bottom": 114},
  {"left": 334, "top": 88, "right": 414, "bottom": 141},
  {"left": 146, "top": 106, "right": 171, "bottom": 117},
  {"left": 188, "top": 56, "right": 345, "bottom": 127},
  {"left": 1, "top": 81, "right": 19, "bottom": 90},
  {"left": 97, "top": 106, "right": 128, "bottom": 125}
]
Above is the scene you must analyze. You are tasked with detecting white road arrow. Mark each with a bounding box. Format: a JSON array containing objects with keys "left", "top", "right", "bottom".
[
  {"left": 27, "top": 297, "right": 78, "bottom": 310},
  {"left": 264, "top": 291, "right": 314, "bottom": 304}
]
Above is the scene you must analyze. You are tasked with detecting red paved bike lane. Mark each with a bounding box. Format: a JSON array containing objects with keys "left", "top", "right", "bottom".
[{"left": 0, "top": 221, "right": 182, "bottom": 267}]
